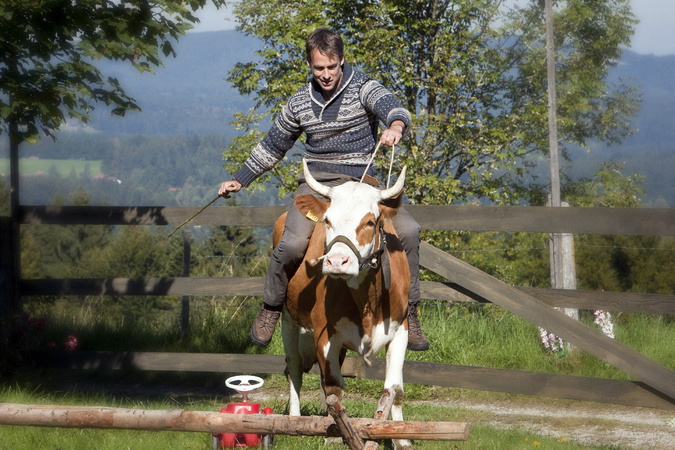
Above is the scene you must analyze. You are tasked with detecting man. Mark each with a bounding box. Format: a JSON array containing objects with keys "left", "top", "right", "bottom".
[{"left": 219, "top": 28, "right": 429, "bottom": 351}]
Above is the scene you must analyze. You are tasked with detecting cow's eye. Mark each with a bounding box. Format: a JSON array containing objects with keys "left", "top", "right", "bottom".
[{"left": 366, "top": 220, "right": 376, "bottom": 228}]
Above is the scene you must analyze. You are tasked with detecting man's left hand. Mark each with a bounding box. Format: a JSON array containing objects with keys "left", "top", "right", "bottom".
[{"left": 380, "top": 120, "right": 405, "bottom": 147}]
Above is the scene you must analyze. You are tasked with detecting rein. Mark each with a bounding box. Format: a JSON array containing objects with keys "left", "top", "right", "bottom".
[
  {"left": 315, "top": 224, "right": 387, "bottom": 270},
  {"left": 360, "top": 141, "right": 397, "bottom": 189}
]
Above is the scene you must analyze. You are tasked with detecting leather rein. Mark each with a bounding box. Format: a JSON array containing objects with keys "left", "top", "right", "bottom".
[{"left": 314, "top": 224, "right": 387, "bottom": 271}]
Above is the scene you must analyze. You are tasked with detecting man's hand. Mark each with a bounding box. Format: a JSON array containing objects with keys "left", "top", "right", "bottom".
[
  {"left": 380, "top": 120, "right": 406, "bottom": 147},
  {"left": 219, "top": 180, "right": 242, "bottom": 198}
]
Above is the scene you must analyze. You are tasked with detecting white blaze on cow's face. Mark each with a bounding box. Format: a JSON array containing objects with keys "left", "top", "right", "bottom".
[
  {"left": 301, "top": 159, "right": 406, "bottom": 284},
  {"left": 321, "top": 181, "right": 382, "bottom": 279}
]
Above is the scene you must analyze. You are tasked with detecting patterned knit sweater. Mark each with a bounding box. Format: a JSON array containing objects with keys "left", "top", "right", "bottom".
[{"left": 232, "top": 62, "right": 412, "bottom": 187}]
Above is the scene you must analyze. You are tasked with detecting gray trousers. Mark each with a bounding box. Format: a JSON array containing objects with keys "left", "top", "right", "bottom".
[{"left": 263, "top": 171, "right": 421, "bottom": 308}]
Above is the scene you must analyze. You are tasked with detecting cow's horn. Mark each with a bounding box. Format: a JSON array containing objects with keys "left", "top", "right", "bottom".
[
  {"left": 302, "top": 159, "right": 333, "bottom": 197},
  {"left": 378, "top": 166, "right": 407, "bottom": 200}
]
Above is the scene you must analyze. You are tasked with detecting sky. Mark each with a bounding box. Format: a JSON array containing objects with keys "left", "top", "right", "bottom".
[{"left": 192, "top": 0, "right": 675, "bottom": 56}]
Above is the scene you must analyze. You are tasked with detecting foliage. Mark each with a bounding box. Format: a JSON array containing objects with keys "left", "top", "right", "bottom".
[
  {"left": 0, "top": 0, "right": 227, "bottom": 144},
  {"left": 224, "top": 0, "right": 639, "bottom": 204},
  {"left": 423, "top": 161, "right": 674, "bottom": 296},
  {"left": 21, "top": 189, "right": 113, "bottom": 279},
  {"left": 564, "top": 162, "right": 674, "bottom": 295}
]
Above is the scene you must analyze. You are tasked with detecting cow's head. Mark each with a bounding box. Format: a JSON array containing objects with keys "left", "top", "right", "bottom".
[{"left": 295, "top": 159, "right": 406, "bottom": 285}]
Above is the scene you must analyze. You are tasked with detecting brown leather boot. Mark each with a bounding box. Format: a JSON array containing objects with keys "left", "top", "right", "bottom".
[
  {"left": 250, "top": 304, "right": 282, "bottom": 346},
  {"left": 407, "top": 303, "right": 429, "bottom": 351}
]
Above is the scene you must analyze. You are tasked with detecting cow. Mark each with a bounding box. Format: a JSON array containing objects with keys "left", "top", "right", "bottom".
[{"left": 277, "top": 159, "right": 411, "bottom": 446}]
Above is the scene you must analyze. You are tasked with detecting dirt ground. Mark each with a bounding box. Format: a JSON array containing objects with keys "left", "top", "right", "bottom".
[{"left": 427, "top": 397, "right": 675, "bottom": 449}]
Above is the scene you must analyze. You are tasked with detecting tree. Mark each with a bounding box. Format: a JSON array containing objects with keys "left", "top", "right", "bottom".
[
  {"left": 0, "top": 0, "right": 227, "bottom": 143},
  {"left": 0, "top": 0, "right": 226, "bottom": 353},
  {"left": 564, "top": 162, "right": 674, "bottom": 295},
  {"left": 21, "top": 188, "right": 112, "bottom": 278},
  {"left": 224, "top": 0, "right": 639, "bottom": 206}
]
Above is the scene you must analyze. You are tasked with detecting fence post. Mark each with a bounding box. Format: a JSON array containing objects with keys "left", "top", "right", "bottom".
[
  {"left": 1, "top": 124, "right": 22, "bottom": 358},
  {"left": 545, "top": 201, "right": 579, "bottom": 351},
  {"left": 181, "top": 231, "right": 192, "bottom": 337},
  {"left": 0, "top": 216, "right": 19, "bottom": 356}
]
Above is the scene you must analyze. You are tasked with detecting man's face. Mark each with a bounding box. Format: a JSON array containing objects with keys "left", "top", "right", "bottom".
[{"left": 307, "top": 49, "right": 344, "bottom": 98}]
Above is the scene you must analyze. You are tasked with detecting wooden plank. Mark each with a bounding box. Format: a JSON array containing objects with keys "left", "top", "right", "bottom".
[
  {"left": 407, "top": 205, "right": 675, "bottom": 235},
  {"left": 34, "top": 351, "right": 288, "bottom": 374},
  {"left": 345, "top": 358, "right": 675, "bottom": 410},
  {"left": 20, "top": 277, "right": 266, "bottom": 297},
  {"left": 21, "top": 278, "right": 674, "bottom": 315},
  {"left": 19, "top": 205, "right": 675, "bottom": 236},
  {"left": 518, "top": 286, "right": 675, "bottom": 314},
  {"left": 34, "top": 351, "right": 674, "bottom": 410},
  {"left": 19, "top": 205, "right": 288, "bottom": 227},
  {"left": 419, "top": 241, "right": 675, "bottom": 401},
  {"left": 0, "top": 403, "right": 470, "bottom": 440},
  {"left": 424, "top": 282, "right": 675, "bottom": 315}
]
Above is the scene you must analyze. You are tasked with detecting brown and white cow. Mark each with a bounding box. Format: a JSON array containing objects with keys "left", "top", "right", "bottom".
[{"left": 278, "top": 159, "right": 411, "bottom": 440}]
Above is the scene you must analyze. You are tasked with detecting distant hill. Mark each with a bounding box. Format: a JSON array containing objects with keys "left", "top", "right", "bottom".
[
  {"left": 88, "top": 30, "right": 261, "bottom": 136},
  {"left": 565, "top": 51, "right": 675, "bottom": 206}
]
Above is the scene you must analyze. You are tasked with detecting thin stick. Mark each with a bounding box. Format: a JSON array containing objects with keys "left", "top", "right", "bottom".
[
  {"left": 164, "top": 194, "right": 225, "bottom": 240},
  {"left": 386, "top": 144, "right": 396, "bottom": 188},
  {"left": 360, "top": 141, "right": 382, "bottom": 183}
]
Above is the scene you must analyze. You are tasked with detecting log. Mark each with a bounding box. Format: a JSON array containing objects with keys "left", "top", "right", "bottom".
[
  {"left": 0, "top": 403, "right": 470, "bottom": 441},
  {"left": 364, "top": 388, "right": 397, "bottom": 450},
  {"left": 326, "top": 395, "right": 364, "bottom": 450}
]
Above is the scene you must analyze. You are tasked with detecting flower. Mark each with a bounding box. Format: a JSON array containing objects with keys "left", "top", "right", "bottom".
[
  {"left": 64, "top": 335, "right": 79, "bottom": 351},
  {"left": 539, "top": 327, "right": 564, "bottom": 352},
  {"left": 594, "top": 310, "right": 615, "bottom": 339}
]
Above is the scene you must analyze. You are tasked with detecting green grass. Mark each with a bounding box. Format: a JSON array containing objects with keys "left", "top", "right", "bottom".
[
  {"left": 21, "top": 297, "right": 675, "bottom": 378},
  {"left": 0, "top": 383, "right": 601, "bottom": 450},
  {"left": 7, "top": 298, "right": 672, "bottom": 449},
  {"left": 0, "top": 158, "right": 102, "bottom": 176}
]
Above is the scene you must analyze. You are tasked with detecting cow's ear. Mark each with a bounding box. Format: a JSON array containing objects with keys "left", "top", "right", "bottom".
[
  {"left": 295, "top": 194, "right": 329, "bottom": 222},
  {"left": 379, "top": 192, "right": 402, "bottom": 220}
]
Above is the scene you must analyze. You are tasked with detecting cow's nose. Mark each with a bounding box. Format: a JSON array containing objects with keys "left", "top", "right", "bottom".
[{"left": 324, "top": 254, "right": 351, "bottom": 272}]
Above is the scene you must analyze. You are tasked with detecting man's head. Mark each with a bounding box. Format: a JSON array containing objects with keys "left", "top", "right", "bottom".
[
  {"left": 306, "top": 28, "right": 344, "bottom": 63},
  {"left": 306, "top": 28, "right": 345, "bottom": 98}
]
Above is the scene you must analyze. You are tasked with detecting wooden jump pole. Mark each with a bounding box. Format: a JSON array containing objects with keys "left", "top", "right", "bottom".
[{"left": 0, "top": 403, "right": 470, "bottom": 441}]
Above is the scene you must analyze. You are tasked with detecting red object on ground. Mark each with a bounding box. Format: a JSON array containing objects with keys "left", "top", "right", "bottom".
[{"left": 214, "top": 403, "right": 274, "bottom": 448}]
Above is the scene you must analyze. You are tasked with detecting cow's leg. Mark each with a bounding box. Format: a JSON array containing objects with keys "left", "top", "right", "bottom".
[
  {"left": 317, "top": 338, "right": 345, "bottom": 401},
  {"left": 385, "top": 324, "right": 412, "bottom": 449},
  {"left": 282, "top": 310, "right": 303, "bottom": 416}
]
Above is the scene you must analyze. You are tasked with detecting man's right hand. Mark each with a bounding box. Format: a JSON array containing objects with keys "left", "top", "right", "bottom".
[{"left": 219, "top": 180, "right": 242, "bottom": 198}]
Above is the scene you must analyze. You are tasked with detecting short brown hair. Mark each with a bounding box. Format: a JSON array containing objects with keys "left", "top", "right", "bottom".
[{"left": 306, "top": 28, "right": 344, "bottom": 62}]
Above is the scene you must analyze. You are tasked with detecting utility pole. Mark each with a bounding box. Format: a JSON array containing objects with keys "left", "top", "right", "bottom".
[{"left": 545, "top": 0, "right": 578, "bottom": 345}]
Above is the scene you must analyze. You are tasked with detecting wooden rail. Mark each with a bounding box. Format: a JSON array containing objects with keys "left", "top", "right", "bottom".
[
  {"left": 20, "top": 277, "right": 675, "bottom": 314},
  {"left": 19, "top": 204, "right": 675, "bottom": 235},
  {"left": 34, "top": 351, "right": 675, "bottom": 410}
]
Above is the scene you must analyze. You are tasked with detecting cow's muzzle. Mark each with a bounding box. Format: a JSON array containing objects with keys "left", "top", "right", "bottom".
[{"left": 310, "top": 226, "right": 387, "bottom": 273}]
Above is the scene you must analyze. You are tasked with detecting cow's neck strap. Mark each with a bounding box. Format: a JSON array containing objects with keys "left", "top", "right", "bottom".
[{"left": 324, "top": 225, "right": 387, "bottom": 270}]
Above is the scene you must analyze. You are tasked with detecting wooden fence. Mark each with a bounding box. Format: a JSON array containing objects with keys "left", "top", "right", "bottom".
[{"left": 9, "top": 204, "right": 675, "bottom": 410}]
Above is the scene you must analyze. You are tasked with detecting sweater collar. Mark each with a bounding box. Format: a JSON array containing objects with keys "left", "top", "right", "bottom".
[{"left": 309, "top": 61, "right": 354, "bottom": 106}]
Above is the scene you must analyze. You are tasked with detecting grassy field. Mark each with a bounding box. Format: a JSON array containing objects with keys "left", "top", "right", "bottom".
[
  {"left": 0, "top": 381, "right": 602, "bottom": 450},
  {"left": 4, "top": 298, "right": 673, "bottom": 449},
  {"left": 0, "top": 158, "right": 103, "bottom": 176}
]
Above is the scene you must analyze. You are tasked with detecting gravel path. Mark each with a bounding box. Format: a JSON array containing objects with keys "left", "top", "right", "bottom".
[{"left": 426, "top": 398, "right": 675, "bottom": 449}]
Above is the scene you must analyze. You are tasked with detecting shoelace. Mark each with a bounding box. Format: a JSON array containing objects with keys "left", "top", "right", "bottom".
[{"left": 258, "top": 309, "right": 280, "bottom": 328}]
